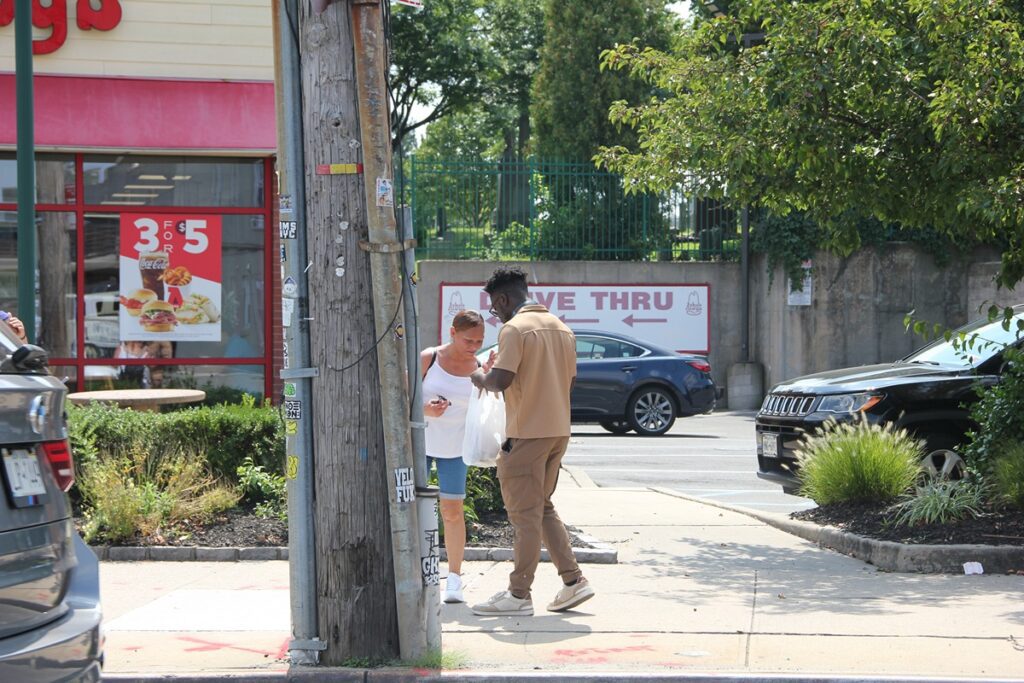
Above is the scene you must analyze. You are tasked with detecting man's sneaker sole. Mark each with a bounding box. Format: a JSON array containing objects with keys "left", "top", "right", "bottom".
[
  {"left": 547, "top": 585, "right": 595, "bottom": 612},
  {"left": 444, "top": 593, "right": 464, "bottom": 604},
  {"left": 471, "top": 605, "right": 534, "bottom": 616}
]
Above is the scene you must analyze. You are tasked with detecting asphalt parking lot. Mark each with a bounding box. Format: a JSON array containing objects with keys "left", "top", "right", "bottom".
[{"left": 564, "top": 410, "right": 816, "bottom": 514}]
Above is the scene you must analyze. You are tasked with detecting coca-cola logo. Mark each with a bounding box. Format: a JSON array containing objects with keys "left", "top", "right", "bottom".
[{"left": 0, "top": 1, "right": 123, "bottom": 56}]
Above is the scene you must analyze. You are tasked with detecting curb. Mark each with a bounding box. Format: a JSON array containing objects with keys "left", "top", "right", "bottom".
[
  {"left": 92, "top": 539, "right": 617, "bottom": 565},
  {"left": 101, "top": 669, "right": 1024, "bottom": 682},
  {"left": 650, "top": 487, "right": 1024, "bottom": 574},
  {"left": 90, "top": 545, "right": 290, "bottom": 562}
]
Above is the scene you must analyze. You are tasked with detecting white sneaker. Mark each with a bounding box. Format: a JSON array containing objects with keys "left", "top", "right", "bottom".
[
  {"left": 547, "top": 577, "right": 595, "bottom": 612},
  {"left": 471, "top": 590, "right": 534, "bottom": 616},
  {"left": 444, "top": 573, "right": 464, "bottom": 603}
]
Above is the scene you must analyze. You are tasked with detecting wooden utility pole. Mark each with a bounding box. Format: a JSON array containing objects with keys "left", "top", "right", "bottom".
[{"left": 289, "top": 0, "right": 428, "bottom": 663}]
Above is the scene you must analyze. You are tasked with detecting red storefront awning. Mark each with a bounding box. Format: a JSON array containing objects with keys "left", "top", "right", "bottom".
[{"left": 0, "top": 74, "right": 276, "bottom": 153}]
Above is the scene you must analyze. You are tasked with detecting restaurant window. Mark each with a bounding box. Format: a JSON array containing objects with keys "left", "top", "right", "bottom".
[
  {"left": 0, "top": 211, "right": 77, "bottom": 358},
  {"left": 0, "top": 153, "right": 76, "bottom": 205},
  {"left": 0, "top": 153, "right": 273, "bottom": 397},
  {"left": 83, "top": 155, "right": 264, "bottom": 207}
]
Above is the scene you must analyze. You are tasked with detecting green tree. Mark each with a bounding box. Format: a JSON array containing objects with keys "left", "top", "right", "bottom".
[
  {"left": 389, "top": 0, "right": 490, "bottom": 149},
  {"left": 598, "top": 0, "right": 1024, "bottom": 288},
  {"left": 532, "top": 0, "right": 675, "bottom": 162},
  {"left": 484, "top": 0, "right": 545, "bottom": 159}
]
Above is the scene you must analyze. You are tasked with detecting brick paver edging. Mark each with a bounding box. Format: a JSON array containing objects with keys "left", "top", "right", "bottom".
[
  {"left": 651, "top": 487, "right": 1024, "bottom": 574},
  {"left": 90, "top": 532, "right": 617, "bottom": 564}
]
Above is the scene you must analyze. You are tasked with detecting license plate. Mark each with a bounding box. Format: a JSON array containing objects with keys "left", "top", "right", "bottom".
[
  {"left": 761, "top": 433, "right": 779, "bottom": 458},
  {"left": 2, "top": 448, "right": 47, "bottom": 502}
]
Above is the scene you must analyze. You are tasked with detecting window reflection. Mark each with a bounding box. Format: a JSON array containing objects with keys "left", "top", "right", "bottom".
[
  {"left": 83, "top": 214, "right": 265, "bottom": 357},
  {"left": 86, "top": 363, "right": 265, "bottom": 401},
  {"left": 0, "top": 153, "right": 76, "bottom": 205},
  {"left": 83, "top": 155, "right": 264, "bottom": 207},
  {"left": 0, "top": 212, "right": 77, "bottom": 358}
]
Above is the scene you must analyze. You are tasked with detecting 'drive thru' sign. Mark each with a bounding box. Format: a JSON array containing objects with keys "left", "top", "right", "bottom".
[{"left": 439, "top": 283, "right": 710, "bottom": 354}]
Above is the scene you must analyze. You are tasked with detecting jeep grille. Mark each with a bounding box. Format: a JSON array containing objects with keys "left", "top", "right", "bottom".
[{"left": 760, "top": 393, "right": 815, "bottom": 417}]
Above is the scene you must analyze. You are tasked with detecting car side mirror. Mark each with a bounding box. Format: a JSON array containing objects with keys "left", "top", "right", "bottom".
[{"left": 0, "top": 344, "right": 50, "bottom": 374}]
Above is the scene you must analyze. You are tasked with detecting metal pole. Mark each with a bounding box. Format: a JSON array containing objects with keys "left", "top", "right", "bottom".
[
  {"left": 272, "top": 0, "right": 324, "bottom": 665},
  {"left": 741, "top": 205, "right": 750, "bottom": 362},
  {"left": 350, "top": 0, "right": 427, "bottom": 660},
  {"left": 400, "top": 207, "right": 441, "bottom": 650},
  {"left": 15, "top": 0, "right": 36, "bottom": 341}
]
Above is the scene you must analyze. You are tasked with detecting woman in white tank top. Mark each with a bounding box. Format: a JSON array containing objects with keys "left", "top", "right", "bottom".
[{"left": 420, "top": 309, "right": 491, "bottom": 604}]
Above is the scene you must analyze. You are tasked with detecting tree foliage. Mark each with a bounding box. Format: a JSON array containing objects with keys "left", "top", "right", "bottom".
[
  {"left": 532, "top": 0, "right": 675, "bottom": 162},
  {"left": 597, "top": 0, "right": 1024, "bottom": 288},
  {"left": 389, "top": 0, "right": 490, "bottom": 148}
]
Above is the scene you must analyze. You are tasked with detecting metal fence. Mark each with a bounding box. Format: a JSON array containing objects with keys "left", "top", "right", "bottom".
[{"left": 405, "top": 157, "right": 740, "bottom": 262}]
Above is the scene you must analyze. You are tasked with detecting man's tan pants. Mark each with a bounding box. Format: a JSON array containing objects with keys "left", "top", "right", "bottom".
[{"left": 497, "top": 436, "right": 582, "bottom": 598}]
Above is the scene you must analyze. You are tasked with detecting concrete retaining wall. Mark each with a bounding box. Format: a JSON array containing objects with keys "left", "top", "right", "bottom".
[{"left": 416, "top": 247, "right": 1012, "bottom": 407}]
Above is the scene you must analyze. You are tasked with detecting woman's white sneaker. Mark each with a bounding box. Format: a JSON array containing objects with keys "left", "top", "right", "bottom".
[{"left": 444, "top": 573, "right": 464, "bottom": 603}]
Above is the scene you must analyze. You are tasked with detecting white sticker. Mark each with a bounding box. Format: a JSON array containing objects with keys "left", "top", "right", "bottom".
[
  {"left": 376, "top": 178, "right": 394, "bottom": 207},
  {"left": 394, "top": 467, "right": 414, "bottom": 503},
  {"left": 282, "top": 298, "right": 295, "bottom": 327}
]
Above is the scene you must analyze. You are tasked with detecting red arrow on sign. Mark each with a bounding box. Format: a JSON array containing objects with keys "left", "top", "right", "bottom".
[
  {"left": 623, "top": 314, "right": 667, "bottom": 327},
  {"left": 559, "top": 315, "right": 600, "bottom": 324},
  {"left": 487, "top": 316, "right": 500, "bottom": 327}
]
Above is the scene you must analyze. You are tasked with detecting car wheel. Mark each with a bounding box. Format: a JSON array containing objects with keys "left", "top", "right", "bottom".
[
  {"left": 921, "top": 436, "right": 967, "bottom": 480},
  {"left": 599, "top": 420, "right": 633, "bottom": 435},
  {"left": 627, "top": 387, "right": 676, "bottom": 436}
]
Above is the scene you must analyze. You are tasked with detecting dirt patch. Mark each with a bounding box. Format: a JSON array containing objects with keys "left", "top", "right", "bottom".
[
  {"left": 792, "top": 501, "right": 1024, "bottom": 546},
  {"left": 78, "top": 508, "right": 592, "bottom": 549},
  {"left": 467, "top": 510, "right": 591, "bottom": 549}
]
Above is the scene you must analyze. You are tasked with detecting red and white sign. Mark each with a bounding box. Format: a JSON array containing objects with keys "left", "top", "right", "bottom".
[
  {"left": 439, "top": 283, "right": 711, "bottom": 354},
  {"left": 119, "top": 214, "right": 223, "bottom": 342}
]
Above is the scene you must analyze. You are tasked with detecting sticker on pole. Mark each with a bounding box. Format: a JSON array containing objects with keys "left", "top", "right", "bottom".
[{"left": 376, "top": 178, "right": 394, "bottom": 207}]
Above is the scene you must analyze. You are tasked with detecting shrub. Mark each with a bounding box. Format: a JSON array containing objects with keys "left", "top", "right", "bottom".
[
  {"left": 77, "top": 443, "right": 240, "bottom": 543},
  {"left": 237, "top": 455, "right": 288, "bottom": 520},
  {"left": 890, "top": 479, "right": 986, "bottom": 527},
  {"left": 963, "top": 360, "right": 1024, "bottom": 476},
  {"left": 796, "top": 419, "right": 923, "bottom": 505},
  {"left": 990, "top": 442, "right": 1024, "bottom": 510},
  {"left": 464, "top": 467, "right": 503, "bottom": 523},
  {"left": 68, "top": 396, "right": 284, "bottom": 482}
]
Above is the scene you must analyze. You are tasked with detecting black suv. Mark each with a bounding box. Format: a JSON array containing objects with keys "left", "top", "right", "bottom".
[{"left": 756, "top": 306, "right": 1024, "bottom": 494}]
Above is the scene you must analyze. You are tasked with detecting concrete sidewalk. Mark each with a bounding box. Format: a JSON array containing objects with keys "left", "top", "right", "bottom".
[{"left": 100, "top": 475, "right": 1024, "bottom": 681}]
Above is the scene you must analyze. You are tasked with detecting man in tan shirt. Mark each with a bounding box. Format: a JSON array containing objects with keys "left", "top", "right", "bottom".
[{"left": 469, "top": 266, "right": 595, "bottom": 616}]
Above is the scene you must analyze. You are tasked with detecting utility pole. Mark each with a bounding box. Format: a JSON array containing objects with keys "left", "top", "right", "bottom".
[{"left": 287, "top": 0, "right": 430, "bottom": 663}]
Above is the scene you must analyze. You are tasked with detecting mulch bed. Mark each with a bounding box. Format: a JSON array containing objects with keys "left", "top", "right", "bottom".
[
  {"left": 792, "top": 501, "right": 1024, "bottom": 546},
  {"left": 77, "top": 508, "right": 591, "bottom": 549}
]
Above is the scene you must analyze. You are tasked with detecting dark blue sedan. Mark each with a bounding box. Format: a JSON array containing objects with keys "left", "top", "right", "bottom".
[{"left": 482, "top": 329, "right": 717, "bottom": 436}]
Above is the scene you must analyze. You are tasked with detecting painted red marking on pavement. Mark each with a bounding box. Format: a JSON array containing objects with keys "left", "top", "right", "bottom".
[
  {"left": 553, "top": 645, "right": 655, "bottom": 657},
  {"left": 176, "top": 636, "right": 279, "bottom": 656},
  {"left": 275, "top": 637, "right": 290, "bottom": 660}
]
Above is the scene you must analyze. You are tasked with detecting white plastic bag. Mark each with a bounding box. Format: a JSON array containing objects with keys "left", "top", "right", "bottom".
[{"left": 462, "top": 389, "right": 505, "bottom": 467}]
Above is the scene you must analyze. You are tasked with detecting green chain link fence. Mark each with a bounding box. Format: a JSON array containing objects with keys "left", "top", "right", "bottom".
[{"left": 405, "top": 157, "right": 740, "bottom": 262}]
